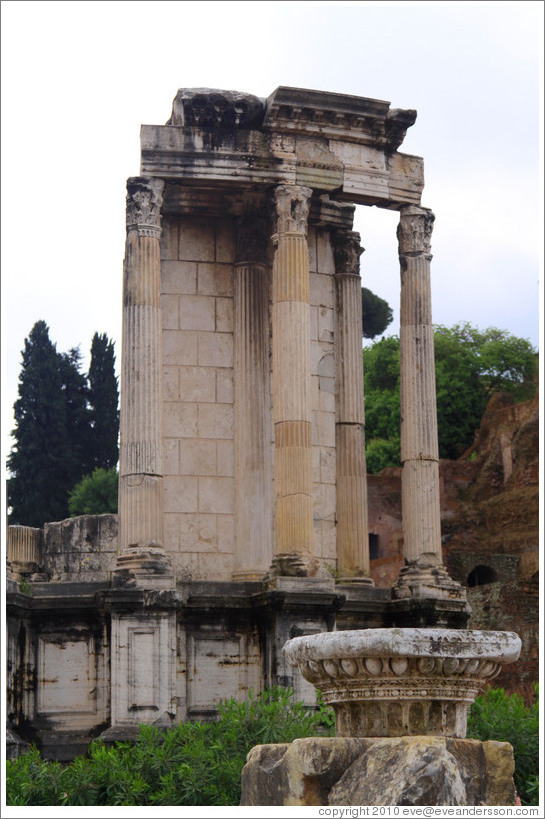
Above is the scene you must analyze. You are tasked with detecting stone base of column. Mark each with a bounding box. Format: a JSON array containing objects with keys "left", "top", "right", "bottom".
[
  {"left": 241, "top": 736, "right": 517, "bottom": 806},
  {"left": 263, "top": 553, "right": 334, "bottom": 590},
  {"left": 392, "top": 561, "right": 467, "bottom": 602},
  {"left": 112, "top": 545, "right": 175, "bottom": 589},
  {"left": 337, "top": 575, "right": 374, "bottom": 586}
]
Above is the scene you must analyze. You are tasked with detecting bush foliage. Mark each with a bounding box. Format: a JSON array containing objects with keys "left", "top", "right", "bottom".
[
  {"left": 467, "top": 685, "right": 539, "bottom": 806},
  {"left": 68, "top": 466, "right": 118, "bottom": 516},
  {"left": 6, "top": 687, "right": 332, "bottom": 806},
  {"left": 6, "top": 685, "right": 539, "bottom": 806}
]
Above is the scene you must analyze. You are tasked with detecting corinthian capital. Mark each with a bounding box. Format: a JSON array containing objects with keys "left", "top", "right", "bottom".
[
  {"left": 271, "top": 184, "right": 312, "bottom": 235},
  {"left": 333, "top": 231, "right": 364, "bottom": 277},
  {"left": 126, "top": 177, "right": 165, "bottom": 237},
  {"left": 397, "top": 205, "right": 435, "bottom": 256}
]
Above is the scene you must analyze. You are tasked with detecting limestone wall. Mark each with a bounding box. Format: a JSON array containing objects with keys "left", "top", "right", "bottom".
[
  {"left": 160, "top": 214, "right": 237, "bottom": 581},
  {"left": 159, "top": 215, "right": 338, "bottom": 581}
]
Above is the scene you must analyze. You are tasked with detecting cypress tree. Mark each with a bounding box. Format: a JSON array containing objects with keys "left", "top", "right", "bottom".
[
  {"left": 58, "top": 346, "right": 93, "bottom": 487},
  {"left": 87, "top": 332, "right": 119, "bottom": 470},
  {"left": 7, "top": 322, "right": 70, "bottom": 526}
]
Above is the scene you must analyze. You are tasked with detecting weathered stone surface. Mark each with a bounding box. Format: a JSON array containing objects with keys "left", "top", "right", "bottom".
[
  {"left": 240, "top": 737, "right": 517, "bottom": 806},
  {"left": 284, "top": 628, "right": 521, "bottom": 738},
  {"left": 142, "top": 86, "right": 424, "bottom": 207},
  {"left": 43, "top": 514, "right": 118, "bottom": 582},
  {"left": 241, "top": 738, "right": 365, "bottom": 806},
  {"left": 329, "top": 737, "right": 516, "bottom": 806},
  {"left": 167, "top": 88, "right": 265, "bottom": 129}
]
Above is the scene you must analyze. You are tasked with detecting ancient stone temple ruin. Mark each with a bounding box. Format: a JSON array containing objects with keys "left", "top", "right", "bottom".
[{"left": 7, "top": 87, "right": 473, "bottom": 759}]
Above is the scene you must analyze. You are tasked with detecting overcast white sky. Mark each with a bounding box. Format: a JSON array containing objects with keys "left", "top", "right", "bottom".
[{"left": 1, "top": 0, "right": 543, "bottom": 471}]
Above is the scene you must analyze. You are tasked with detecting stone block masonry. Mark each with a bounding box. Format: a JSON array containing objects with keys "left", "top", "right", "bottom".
[{"left": 7, "top": 86, "right": 491, "bottom": 757}]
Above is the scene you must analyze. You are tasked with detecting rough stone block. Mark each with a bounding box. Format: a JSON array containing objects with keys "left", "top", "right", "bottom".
[
  {"left": 42, "top": 514, "right": 118, "bottom": 582},
  {"left": 240, "top": 737, "right": 517, "bottom": 806}
]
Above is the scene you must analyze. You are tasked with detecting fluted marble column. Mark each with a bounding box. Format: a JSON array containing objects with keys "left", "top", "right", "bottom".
[
  {"left": 266, "top": 184, "right": 325, "bottom": 580},
  {"left": 233, "top": 216, "right": 273, "bottom": 579},
  {"left": 394, "top": 205, "right": 464, "bottom": 600},
  {"left": 333, "top": 231, "right": 372, "bottom": 582},
  {"left": 115, "top": 176, "right": 173, "bottom": 587}
]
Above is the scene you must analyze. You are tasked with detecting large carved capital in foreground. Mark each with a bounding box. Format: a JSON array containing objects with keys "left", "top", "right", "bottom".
[
  {"left": 397, "top": 205, "right": 435, "bottom": 256},
  {"left": 126, "top": 177, "right": 165, "bottom": 237},
  {"left": 333, "top": 230, "right": 364, "bottom": 277},
  {"left": 271, "top": 184, "right": 312, "bottom": 235}
]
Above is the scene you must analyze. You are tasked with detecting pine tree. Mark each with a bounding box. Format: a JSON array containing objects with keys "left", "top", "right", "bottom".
[
  {"left": 7, "top": 322, "right": 70, "bottom": 526},
  {"left": 361, "top": 287, "right": 393, "bottom": 339},
  {"left": 87, "top": 333, "right": 119, "bottom": 471}
]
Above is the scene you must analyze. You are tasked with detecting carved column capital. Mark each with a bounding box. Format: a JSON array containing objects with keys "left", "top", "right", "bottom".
[
  {"left": 333, "top": 230, "right": 364, "bottom": 278},
  {"left": 397, "top": 205, "right": 434, "bottom": 257},
  {"left": 126, "top": 177, "right": 165, "bottom": 237},
  {"left": 235, "top": 215, "right": 269, "bottom": 264},
  {"left": 270, "top": 184, "right": 312, "bottom": 235}
]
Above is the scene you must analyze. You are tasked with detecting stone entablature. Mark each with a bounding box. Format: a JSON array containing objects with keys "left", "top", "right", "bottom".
[{"left": 140, "top": 87, "right": 423, "bottom": 208}]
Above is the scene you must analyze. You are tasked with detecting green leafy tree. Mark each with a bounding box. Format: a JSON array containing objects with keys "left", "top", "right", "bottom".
[
  {"left": 68, "top": 467, "right": 118, "bottom": 516},
  {"left": 361, "top": 286, "right": 393, "bottom": 339},
  {"left": 87, "top": 333, "right": 119, "bottom": 471},
  {"left": 363, "top": 323, "right": 538, "bottom": 472},
  {"left": 7, "top": 322, "right": 72, "bottom": 526}
]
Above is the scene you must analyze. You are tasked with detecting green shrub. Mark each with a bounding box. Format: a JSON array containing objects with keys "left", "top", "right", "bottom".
[
  {"left": 6, "top": 687, "right": 332, "bottom": 806},
  {"left": 68, "top": 466, "right": 118, "bottom": 516},
  {"left": 467, "top": 685, "right": 539, "bottom": 806},
  {"left": 7, "top": 685, "right": 538, "bottom": 806}
]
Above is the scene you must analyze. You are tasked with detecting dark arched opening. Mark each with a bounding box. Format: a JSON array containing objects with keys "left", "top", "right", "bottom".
[{"left": 467, "top": 565, "right": 497, "bottom": 587}]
